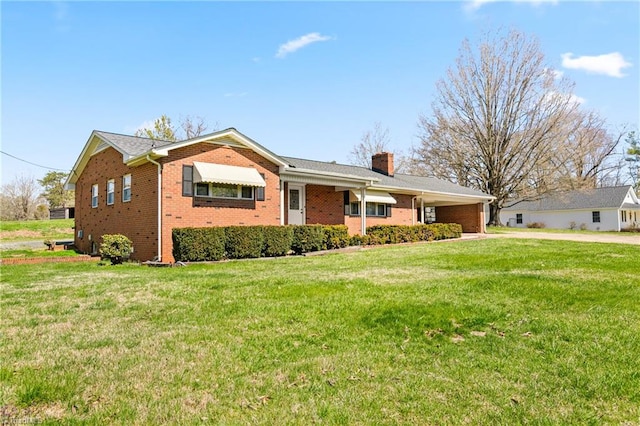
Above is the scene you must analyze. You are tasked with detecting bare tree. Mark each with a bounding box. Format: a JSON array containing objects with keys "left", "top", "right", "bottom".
[
  {"left": 0, "top": 175, "right": 43, "bottom": 220},
  {"left": 136, "top": 115, "right": 216, "bottom": 141},
  {"left": 348, "top": 122, "right": 408, "bottom": 172},
  {"left": 180, "top": 115, "right": 213, "bottom": 139},
  {"left": 349, "top": 122, "right": 392, "bottom": 168},
  {"left": 413, "top": 29, "right": 579, "bottom": 225}
]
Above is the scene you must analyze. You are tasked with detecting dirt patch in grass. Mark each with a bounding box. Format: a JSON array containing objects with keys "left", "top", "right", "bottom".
[{"left": 0, "top": 230, "right": 43, "bottom": 239}]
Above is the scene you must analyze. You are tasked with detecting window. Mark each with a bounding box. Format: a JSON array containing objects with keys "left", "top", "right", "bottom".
[
  {"left": 516, "top": 213, "right": 523, "bottom": 224},
  {"left": 195, "top": 182, "right": 254, "bottom": 199},
  {"left": 621, "top": 211, "right": 627, "bottom": 222},
  {"left": 255, "top": 174, "right": 265, "bottom": 201},
  {"left": 349, "top": 202, "right": 389, "bottom": 217},
  {"left": 122, "top": 174, "right": 131, "bottom": 202},
  {"left": 592, "top": 211, "right": 601, "bottom": 223},
  {"left": 182, "top": 166, "right": 193, "bottom": 196},
  {"left": 349, "top": 202, "right": 360, "bottom": 216},
  {"left": 91, "top": 184, "right": 98, "bottom": 208},
  {"left": 107, "top": 179, "right": 115, "bottom": 205}
]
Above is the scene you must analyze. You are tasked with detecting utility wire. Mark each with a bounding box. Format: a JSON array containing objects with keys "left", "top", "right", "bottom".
[{"left": 1, "top": 150, "right": 70, "bottom": 172}]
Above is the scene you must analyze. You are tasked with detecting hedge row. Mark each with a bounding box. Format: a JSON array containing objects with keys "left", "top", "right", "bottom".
[
  {"left": 172, "top": 225, "right": 350, "bottom": 262},
  {"left": 172, "top": 223, "right": 462, "bottom": 262}
]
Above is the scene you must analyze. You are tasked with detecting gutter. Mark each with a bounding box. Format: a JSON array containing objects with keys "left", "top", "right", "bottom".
[{"left": 146, "top": 155, "right": 162, "bottom": 261}]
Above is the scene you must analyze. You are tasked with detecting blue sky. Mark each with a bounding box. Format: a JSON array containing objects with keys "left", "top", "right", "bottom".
[{"left": 1, "top": 0, "right": 638, "bottom": 186}]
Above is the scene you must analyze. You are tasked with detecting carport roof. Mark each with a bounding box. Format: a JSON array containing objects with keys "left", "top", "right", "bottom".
[{"left": 281, "top": 156, "right": 492, "bottom": 199}]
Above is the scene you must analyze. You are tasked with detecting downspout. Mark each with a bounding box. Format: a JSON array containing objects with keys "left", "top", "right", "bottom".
[
  {"left": 411, "top": 197, "right": 416, "bottom": 225},
  {"left": 147, "top": 155, "right": 162, "bottom": 261}
]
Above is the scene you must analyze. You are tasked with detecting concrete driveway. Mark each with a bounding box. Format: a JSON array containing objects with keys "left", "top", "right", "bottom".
[{"left": 480, "top": 231, "right": 640, "bottom": 245}]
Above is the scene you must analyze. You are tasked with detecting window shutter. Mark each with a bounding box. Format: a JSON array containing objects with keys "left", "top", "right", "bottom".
[
  {"left": 255, "top": 174, "right": 266, "bottom": 201},
  {"left": 344, "top": 191, "right": 350, "bottom": 215},
  {"left": 386, "top": 205, "right": 392, "bottom": 217},
  {"left": 182, "top": 165, "right": 193, "bottom": 197}
]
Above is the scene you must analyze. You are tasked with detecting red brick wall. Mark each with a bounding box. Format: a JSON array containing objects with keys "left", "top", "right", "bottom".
[
  {"left": 293, "top": 186, "right": 416, "bottom": 235},
  {"left": 435, "top": 203, "right": 485, "bottom": 233},
  {"left": 74, "top": 147, "right": 159, "bottom": 261},
  {"left": 305, "top": 185, "right": 345, "bottom": 225},
  {"left": 160, "top": 143, "right": 281, "bottom": 262}
]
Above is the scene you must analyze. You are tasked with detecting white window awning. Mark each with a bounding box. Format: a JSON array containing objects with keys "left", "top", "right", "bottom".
[
  {"left": 351, "top": 190, "right": 397, "bottom": 205},
  {"left": 193, "top": 162, "right": 266, "bottom": 187}
]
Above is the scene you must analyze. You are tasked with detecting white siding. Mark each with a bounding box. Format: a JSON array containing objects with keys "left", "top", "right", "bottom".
[{"left": 500, "top": 208, "right": 621, "bottom": 231}]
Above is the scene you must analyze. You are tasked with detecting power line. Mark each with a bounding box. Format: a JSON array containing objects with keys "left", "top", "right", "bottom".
[{"left": 1, "top": 150, "right": 70, "bottom": 172}]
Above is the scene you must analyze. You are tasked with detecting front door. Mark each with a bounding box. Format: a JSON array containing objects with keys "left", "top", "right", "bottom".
[{"left": 288, "top": 184, "right": 305, "bottom": 225}]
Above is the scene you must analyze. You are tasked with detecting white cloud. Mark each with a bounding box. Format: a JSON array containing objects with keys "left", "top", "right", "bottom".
[
  {"left": 465, "top": 0, "right": 558, "bottom": 12},
  {"left": 275, "top": 32, "right": 333, "bottom": 58},
  {"left": 561, "top": 52, "right": 632, "bottom": 78}
]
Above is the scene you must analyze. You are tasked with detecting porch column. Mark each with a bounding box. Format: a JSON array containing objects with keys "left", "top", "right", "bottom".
[
  {"left": 361, "top": 187, "right": 366, "bottom": 235},
  {"left": 280, "top": 180, "right": 285, "bottom": 225},
  {"left": 420, "top": 198, "right": 425, "bottom": 224}
]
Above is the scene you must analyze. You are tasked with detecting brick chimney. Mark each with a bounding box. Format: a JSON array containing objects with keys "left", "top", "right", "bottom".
[{"left": 371, "top": 152, "right": 394, "bottom": 176}]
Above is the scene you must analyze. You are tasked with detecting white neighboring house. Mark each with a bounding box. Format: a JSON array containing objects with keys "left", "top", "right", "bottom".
[{"left": 500, "top": 185, "right": 640, "bottom": 231}]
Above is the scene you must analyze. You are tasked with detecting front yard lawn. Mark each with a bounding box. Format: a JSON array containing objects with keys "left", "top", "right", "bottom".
[{"left": 1, "top": 239, "right": 638, "bottom": 424}]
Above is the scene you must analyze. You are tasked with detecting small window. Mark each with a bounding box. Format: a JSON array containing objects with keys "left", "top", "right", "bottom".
[
  {"left": 592, "top": 211, "right": 601, "bottom": 223},
  {"left": 516, "top": 213, "right": 523, "bottom": 224},
  {"left": 182, "top": 166, "right": 193, "bottom": 197},
  {"left": 91, "top": 184, "right": 98, "bottom": 208},
  {"left": 107, "top": 179, "right": 115, "bottom": 205},
  {"left": 195, "top": 183, "right": 209, "bottom": 197},
  {"left": 122, "top": 174, "right": 132, "bottom": 202},
  {"left": 350, "top": 202, "right": 360, "bottom": 216},
  {"left": 621, "top": 211, "right": 627, "bottom": 222}
]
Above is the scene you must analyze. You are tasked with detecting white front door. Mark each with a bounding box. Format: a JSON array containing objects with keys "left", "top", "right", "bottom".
[{"left": 288, "top": 184, "right": 305, "bottom": 225}]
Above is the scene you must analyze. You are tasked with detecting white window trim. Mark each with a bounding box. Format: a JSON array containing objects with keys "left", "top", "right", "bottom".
[
  {"left": 122, "top": 174, "right": 132, "bottom": 202},
  {"left": 349, "top": 201, "right": 389, "bottom": 217},
  {"left": 107, "top": 179, "right": 115, "bottom": 205},
  {"left": 91, "top": 184, "right": 98, "bottom": 208}
]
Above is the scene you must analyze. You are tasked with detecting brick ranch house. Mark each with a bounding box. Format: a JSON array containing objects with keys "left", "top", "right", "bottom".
[{"left": 66, "top": 128, "right": 494, "bottom": 262}]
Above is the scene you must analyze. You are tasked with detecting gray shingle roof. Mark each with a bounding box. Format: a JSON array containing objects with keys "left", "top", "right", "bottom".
[
  {"left": 94, "top": 131, "right": 173, "bottom": 158},
  {"left": 503, "top": 186, "right": 635, "bottom": 211},
  {"left": 281, "top": 156, "right": 491, "bottom": 197},
  {"left": 93, "top": 129, "right": 491, "bottom": 199}
]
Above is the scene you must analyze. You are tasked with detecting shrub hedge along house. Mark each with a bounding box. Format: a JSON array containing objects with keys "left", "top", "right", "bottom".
[{"left": 66, "top": 128, "right": 494, "bottom": 262}]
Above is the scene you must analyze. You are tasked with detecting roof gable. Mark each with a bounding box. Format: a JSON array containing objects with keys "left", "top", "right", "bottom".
[{"left": 66, "top": 128, "right": 287, "bottom": 187}]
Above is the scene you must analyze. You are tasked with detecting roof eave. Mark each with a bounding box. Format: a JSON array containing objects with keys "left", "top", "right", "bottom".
[{"left": 280, "top": 167, "right": 380, "bottom": 185}]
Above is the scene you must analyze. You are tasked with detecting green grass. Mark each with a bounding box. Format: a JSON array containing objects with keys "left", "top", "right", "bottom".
[
  {"left": 1, "top": 239, "right": 639, "bottom": 424},
  {"left": 0, "top": 219, "right": 75, "bottom": 242}
]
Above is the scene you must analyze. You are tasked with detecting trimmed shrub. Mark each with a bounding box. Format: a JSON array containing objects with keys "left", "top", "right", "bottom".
[
  {"left": 225, "top": 226, "right": 264, "bottom": 259},
  {"left": 428, "top": 223, "right": 462, "bottom": 240},
  {"left": 349, "top": 234, "right": 370, "bottom": 246},
  {"left": 291, "top": 225, "right": 324, "bottom": 254},
  {"left": 172, "top": 227, "right": 225, "bottom": 262},
  {"left": 322, "top": 225, "right": 350, "bottom": 250},
  {"left": 100, "top": 234, "right": 133, "bottom": 265},
  {"left": 262, "top": 225, "right": 294, "bottom": 257},
  {"left": 360, "top": 223, "right": 460, "bottom": 245}
]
